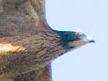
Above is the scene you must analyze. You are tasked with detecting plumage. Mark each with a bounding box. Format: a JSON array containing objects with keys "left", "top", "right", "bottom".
[{"left": 0, "top": 0, "right": 94, "bottom": 81}]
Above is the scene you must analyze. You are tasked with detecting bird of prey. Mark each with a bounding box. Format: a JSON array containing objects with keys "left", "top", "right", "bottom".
[{"left": 0, "top": 0, "right": 94, "bottom": 81}]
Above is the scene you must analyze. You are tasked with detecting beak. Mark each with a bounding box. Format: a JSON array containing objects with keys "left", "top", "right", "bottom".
[
  {"left": 89, "top": 39, "right": 95, "bottom": 43},
  {"left": 86, "top": 36, "right": 95, "bottom": 43}
]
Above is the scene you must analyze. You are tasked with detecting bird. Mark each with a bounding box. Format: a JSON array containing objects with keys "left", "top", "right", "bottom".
[{"left": 0, "top": 0, "right": 95, "bottom": 81}]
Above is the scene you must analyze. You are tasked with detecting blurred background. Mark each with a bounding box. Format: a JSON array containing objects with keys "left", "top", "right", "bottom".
[{"left": 46, "top": 0, "right": 108, "bottom": 81}]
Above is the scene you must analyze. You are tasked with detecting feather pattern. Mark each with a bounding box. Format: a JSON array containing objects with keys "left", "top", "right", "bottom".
[{"left": 0, "top": 0, "right": 94, "bottom": 81}]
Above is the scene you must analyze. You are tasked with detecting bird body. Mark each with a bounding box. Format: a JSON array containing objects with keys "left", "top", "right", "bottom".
[{"left": 0, "top": 0, "right": 94, "bottom": 81}]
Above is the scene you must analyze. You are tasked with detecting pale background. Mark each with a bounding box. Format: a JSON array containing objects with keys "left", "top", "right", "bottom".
[{"left": 45, "top": 0, "right": 108, "bottom": 81}]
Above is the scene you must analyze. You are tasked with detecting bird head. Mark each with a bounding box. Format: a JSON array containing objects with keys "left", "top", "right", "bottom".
[{"left": 56, "top": 31, "right": 95, "bottom": 50}]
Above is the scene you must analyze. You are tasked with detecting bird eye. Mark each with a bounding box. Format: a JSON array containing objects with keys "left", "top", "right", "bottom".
[
  {"left": 76, "top": 32, "right": 82, "bottom": 35},
  {"left": 76, "top": 32, "right": 86, "bottom": 37}
]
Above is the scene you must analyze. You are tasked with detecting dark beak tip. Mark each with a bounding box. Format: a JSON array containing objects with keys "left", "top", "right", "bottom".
[{"left": 89, "top": 40, "right": 95, "bottom": 43}]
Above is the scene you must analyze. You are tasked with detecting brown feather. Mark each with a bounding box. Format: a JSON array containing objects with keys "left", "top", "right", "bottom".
[{"left": 0, "top": 0, "right": 63, "bottom": 81}]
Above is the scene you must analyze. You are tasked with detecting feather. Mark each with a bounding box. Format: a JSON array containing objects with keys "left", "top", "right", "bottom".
[{"left": 0, "top": 0, "right": 94, "bottom": 81}]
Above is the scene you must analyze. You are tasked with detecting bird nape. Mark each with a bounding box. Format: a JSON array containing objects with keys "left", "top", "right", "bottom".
[{"left": 0, "top": 0, "right": 95, "bottom": 81}]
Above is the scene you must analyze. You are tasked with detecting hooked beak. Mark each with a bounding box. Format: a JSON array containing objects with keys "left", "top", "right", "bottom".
[
  {"left": 89, "top": 39, "right": 95, "bottom": 43},
  {"left": 86, "top": 36, "right": 95, "bottom": 43}
]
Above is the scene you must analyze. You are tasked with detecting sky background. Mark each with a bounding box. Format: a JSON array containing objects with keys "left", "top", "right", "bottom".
[{"left": 45, "top": 0, "right": 108, "bottom": 81}]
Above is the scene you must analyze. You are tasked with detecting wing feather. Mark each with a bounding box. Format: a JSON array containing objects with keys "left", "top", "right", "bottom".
[{"left": 0, "top": 0, "right": 48, "bottom": 37}]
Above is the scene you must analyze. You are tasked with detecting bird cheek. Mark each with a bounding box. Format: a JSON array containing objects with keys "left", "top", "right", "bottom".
[{"left": 68, "top": 40, "right": 86, "bottom": 47}]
